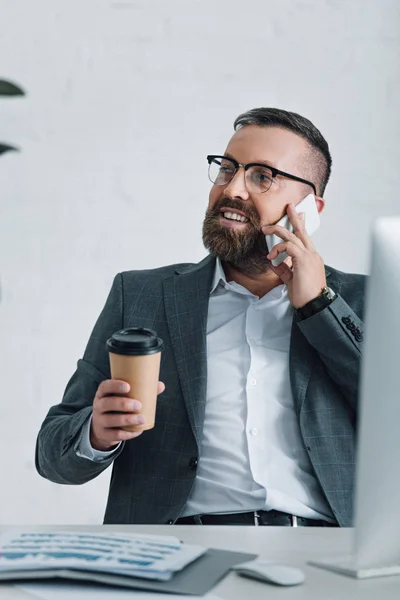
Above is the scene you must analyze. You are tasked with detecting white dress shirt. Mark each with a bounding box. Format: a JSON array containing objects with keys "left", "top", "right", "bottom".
[{"left": 77, "top": 259, "right": 334, "bottom": 521}]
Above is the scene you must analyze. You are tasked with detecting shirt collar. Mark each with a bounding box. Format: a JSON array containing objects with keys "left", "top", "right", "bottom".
[
  {"left": 210, "top": 258, "right": 228, "bottom": 295},
  {"left": 210, "top": 257, "right": 288, "bottom": 300}
]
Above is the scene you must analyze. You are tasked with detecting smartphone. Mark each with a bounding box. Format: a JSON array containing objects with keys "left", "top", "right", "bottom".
[{"left": 265, "top": 193, "right": 320, "bottom": 267}]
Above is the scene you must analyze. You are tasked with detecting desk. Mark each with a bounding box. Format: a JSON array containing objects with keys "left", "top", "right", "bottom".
[{"left": 0, "top": 525, "right": 399, "bottom": 599}]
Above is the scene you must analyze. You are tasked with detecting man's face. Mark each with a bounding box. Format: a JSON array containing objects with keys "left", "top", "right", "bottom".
[{"left": 202, "top": 125, "right": 321, "bottom": 275}]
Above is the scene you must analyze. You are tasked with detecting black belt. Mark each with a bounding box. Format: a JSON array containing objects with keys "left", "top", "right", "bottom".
[{"left": 175, "top": 509, "right": 337, "bottom": 527}]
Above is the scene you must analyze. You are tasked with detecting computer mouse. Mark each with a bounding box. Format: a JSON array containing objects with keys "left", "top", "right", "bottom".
[{"left": 233, "top": 559, "right": 305, "bottom": 586}]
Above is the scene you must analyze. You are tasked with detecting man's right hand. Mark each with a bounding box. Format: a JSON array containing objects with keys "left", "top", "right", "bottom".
[{"left": 90, "top": 379, "right": 165, "bottom": 451}]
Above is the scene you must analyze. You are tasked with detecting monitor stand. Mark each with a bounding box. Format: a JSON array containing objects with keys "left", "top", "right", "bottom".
[{"left": 309, "top": 553, "right": 400, "bottom": 580}]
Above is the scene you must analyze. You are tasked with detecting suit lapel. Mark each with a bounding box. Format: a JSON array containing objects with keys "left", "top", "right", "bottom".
[{"left": 163, "top": 255, "right": 216, "bottom": 447}]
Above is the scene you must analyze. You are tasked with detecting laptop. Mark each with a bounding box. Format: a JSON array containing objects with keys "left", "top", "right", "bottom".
[{"left": 310, "top": 216, "right": 400, "bottom": 579}]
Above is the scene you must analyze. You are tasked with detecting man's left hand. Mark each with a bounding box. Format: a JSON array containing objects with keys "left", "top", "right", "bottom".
[{"left": 262, "top": 203, "right": 326, "bottom": 309}]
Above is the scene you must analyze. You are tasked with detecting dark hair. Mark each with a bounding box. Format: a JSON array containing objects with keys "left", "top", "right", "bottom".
[{"left": 234, "top": 107, "right": 332, "bottom": 196}]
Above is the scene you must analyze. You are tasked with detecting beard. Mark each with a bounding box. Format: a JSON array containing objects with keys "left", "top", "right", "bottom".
[{"left": 202, "top": 198, "right": 272, "bottom": 276}]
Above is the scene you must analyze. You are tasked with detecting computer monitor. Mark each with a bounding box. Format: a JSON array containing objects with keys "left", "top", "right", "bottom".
[{"left": 311, "top": 216, "right": 400, "bottom": 579}]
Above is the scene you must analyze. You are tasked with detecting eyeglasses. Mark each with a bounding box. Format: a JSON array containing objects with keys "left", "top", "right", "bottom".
[{"left": 207, "top": 155, "right": 317, "bottom": 195}]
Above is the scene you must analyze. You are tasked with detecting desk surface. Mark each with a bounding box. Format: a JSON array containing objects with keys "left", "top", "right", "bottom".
[{"left": 0, "top": 525, "right": 399, "bottom": 599}]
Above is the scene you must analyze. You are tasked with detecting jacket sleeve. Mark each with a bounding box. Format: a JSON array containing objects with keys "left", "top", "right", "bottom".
[
  {"left": 297, "top": 292, "right": 364, "bottom": 414},
  {"left": 35, "top": 273, "right": 126, "bottom": 484}
]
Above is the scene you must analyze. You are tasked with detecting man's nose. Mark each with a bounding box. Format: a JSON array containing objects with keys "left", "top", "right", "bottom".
[{"left": 223, "top": 167, "right": 250, "bottom": 201}]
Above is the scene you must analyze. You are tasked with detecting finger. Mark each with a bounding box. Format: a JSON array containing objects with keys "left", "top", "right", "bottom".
[
  {"left": 90, "top": 422, "right": 144, "bottom": 449},
  {"left": 263, "top": 224, "right": 305, "bottom": 250},
  {"left": 287, "top": 203, "right": 303, "bottom": 229},
  {"left": 96, "top": 379, "right": 130, "bottom": 399},
  {"left": 157, "top": 381, "right": 165, "bottom": 395},
  {"left": 267, "top": 240, "right": 303, "bottom": 261},
  {"left": 102, "top": 412, "right": 146, "bottom": 429},
  {"left": 98, "top": 395, "right": 142, "bottom": 414},
  {"left": 287, "top": 204, "right": 315, "bottom": 250},
  {"left": 107, "top": 429, "right": 144, "bottom": 443},
  {"left": 270, "top": 261, "right": 294, "bottom": 284}
]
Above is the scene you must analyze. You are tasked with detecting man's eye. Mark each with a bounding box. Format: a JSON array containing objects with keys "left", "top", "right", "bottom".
[{"left": 251, "top": 169, "right": 273, "bottom": 183}]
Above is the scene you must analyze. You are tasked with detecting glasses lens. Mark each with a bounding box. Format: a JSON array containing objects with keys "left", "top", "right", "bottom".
[
  {"left": 246, "top": 165, "right": 274, "bottom": 193},
  {"left": 208, "top": 157, "right": 236, "bottom": 185}
]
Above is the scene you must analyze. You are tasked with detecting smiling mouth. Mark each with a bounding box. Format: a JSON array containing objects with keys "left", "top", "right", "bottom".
[{"left": 219, "top": 210, "right": 250, "bottom": 224}]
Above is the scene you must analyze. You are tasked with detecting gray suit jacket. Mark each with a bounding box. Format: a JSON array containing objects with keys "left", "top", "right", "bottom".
[{"left": 35, "top": 255, "right": 366, "bottom": 526}]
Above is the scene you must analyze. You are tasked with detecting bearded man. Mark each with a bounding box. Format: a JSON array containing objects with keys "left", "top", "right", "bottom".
[{"left": 36, "top": 108, "right": 365, "bottom": 527}]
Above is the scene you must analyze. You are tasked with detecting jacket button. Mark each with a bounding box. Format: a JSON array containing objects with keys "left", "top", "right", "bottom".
[
  {"left": 355, "top": 333, "right": 363, "bottom": 342},
  {"left": 189, "top": 457, "right": 198, "bottom": 470},
  {"left": 342, "top": 316, "right": 351, "bottom": 325},
  {"left": 166, "top": 519, "right": 174, "bottom": 524}
]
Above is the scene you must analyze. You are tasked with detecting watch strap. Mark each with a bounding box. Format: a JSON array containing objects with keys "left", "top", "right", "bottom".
[{"left": 296, "top": 286, "right": 337, "bottom": 321}]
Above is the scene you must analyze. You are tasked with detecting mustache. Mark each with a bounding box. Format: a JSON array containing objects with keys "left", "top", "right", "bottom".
[{"left": 209, "top": 198, "right": 261, "bottom": 226}]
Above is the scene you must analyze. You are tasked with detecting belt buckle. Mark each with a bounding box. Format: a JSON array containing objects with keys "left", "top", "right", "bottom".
[
  {"left": 193, "top": 515, "right": 203, "bottom": 525},
  {"left": 290, "top": 515, "right": 298, "bottom": 527},
  {"left": 254, "top": 511, "right": 261, "bottom": 526}
]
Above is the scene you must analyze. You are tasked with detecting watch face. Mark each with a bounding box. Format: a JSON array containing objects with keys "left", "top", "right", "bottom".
[{"left": 325, "top": 287, "right": 336, "bottom": 300}]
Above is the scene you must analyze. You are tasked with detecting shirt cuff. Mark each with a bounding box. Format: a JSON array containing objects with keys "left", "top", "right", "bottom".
[{"left": 75, "top": 414, "right": 121, "bottom": 462}]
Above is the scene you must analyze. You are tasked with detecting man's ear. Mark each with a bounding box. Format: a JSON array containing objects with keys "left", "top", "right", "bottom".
[{"left": 315, "top": 195, "right": 325, "bottom": 214}]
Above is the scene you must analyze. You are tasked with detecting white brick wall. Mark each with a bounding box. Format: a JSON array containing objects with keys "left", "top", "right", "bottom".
[{"left": 0, "top": 0, "right": 399, "bottom": 524}]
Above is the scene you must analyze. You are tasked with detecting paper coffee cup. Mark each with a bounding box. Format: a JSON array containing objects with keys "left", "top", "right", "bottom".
[{"left": 106, "top": 328, "right": 164, "bottom": 432}]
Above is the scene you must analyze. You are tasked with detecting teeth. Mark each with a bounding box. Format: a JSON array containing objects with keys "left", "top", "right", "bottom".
[{"left": 223, "top": 211, "right": 249, "bottom": 223}]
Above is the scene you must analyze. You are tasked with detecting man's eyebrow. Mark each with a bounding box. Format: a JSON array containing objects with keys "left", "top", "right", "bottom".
[
  {"left": 223, "top": 152, "right": 237, "bottom": 161},
  {"left": 224, "top": 152, "right": 278, "bottom": 169}
]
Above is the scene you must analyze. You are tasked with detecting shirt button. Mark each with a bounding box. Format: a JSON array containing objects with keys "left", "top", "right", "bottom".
[
  {"left": 250, "top": 378, "right": 257, "bottom": 386},
  {"left": 250, "top": 428, "right": 258, "bottom": 436}
]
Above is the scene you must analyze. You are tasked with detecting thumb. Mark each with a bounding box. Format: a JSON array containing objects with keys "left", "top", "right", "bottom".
[
  {"left": 270, "top": 262, "right": 293, "bottom": 284},
  {"left": 157, "top": 381, "right": 166, "bottom": 395}
]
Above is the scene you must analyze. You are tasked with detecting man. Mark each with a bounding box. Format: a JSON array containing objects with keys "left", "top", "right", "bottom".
[{"left": 36, "top": 108, "right": 365, "bottom": 527}]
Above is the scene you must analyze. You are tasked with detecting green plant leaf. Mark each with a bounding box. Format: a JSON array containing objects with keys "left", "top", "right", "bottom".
[
  {"left": 0, "top": 143, "right": 19, "bottom": 155},
  {"left": 0, "top": 80, "right": 25, "bottom": 96}
]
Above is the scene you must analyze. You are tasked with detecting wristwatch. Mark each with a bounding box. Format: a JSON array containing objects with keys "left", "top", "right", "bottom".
[{"left": 296, "top": 286, "right": 337, "bottom": 321}]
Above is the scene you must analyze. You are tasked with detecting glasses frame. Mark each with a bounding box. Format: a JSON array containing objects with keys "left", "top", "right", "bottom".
[{"left": 207, "top": 154, "right": 317, "bottom": 196}]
